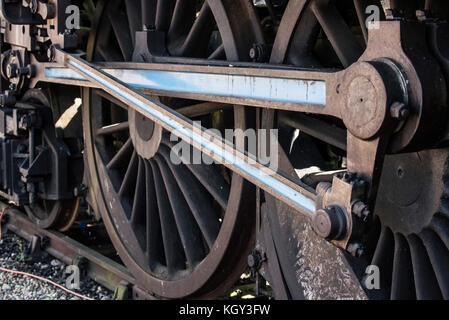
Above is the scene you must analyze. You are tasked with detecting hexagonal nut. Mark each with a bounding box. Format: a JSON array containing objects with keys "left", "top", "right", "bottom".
[{"left": 390, "top": 102, "right": 409, "bottom": 121}]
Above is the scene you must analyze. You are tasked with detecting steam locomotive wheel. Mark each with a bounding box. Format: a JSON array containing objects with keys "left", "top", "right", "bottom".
[
  {"left": 372, "top": 149, "right": 449, "bottom": 299},
  {"left": 25, "top": 198, "right": 81, "bottom": 232},
  {"left": 259, "top": 0, "right": 372, "bottom": 300},
  {"left": 261, "top": 0, "right": 449, "bottom": 300},
  {"left": 19, "top": 89, "right": 80, "bottom": 231},
  {"left": 83, "top": 0, "right": 261, "bottom": 298}
]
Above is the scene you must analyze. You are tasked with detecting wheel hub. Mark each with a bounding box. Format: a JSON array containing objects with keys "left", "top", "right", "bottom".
[
  {"left": 375, "top": 150, "right": 446, "bottom": 236},
  {"left": 129, "top": 109, "right": 162, "bottom": 160}
]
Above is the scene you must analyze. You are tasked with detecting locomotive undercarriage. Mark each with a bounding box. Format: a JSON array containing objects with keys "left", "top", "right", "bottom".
[{"left": 0, "top": 0, "right": 449, "bottom": 299}]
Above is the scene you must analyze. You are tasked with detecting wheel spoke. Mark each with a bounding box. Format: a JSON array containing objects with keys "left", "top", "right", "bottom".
[
  {"left": 108, "top": 2, "right": 133, "bottom": 60},
  {"left": 177, "top": 102, "right": 229, "bottom": 118},
  {"left": 118, "top": 151, "right": 139, "bottom": 199},
  {"left": 208, "top": 44, "right": 225, "bottom": 60},
  {"left": 430, "top": 215, "right": 449, "bottom": 250},
  {"left": 161, "top": 137, "right": 230, "bottom": 209},
  {"left": 408, "top": 235, "right": 443, "bottom": 300},
  {"left": 97, "top": 122, "right": 129, "bottom": 136},
  {"left": 285, "top": 5, "right": 321, "bottom": 67},
  {"left": 129, "top": 157, "right": 147, "bottom": 249},
  {"left": 145, "top": 161, "right": 165, "bottom": 269},
  {"left": 156, "top": 0, "right": 176, "bottom": 32},
  {"left": 93, "top": 90, "right": 130, "bottom": 111},
  {"left": 440, "top": 199, "right": 449, "bottom": 220},
  {"left": 167, "top": 0, "right": 197, "bottom": 53},
  {"left": 142, "top": 0, "right": 157, "bottom": 29},
  {"left": 391, "top": 234, "right": 416, "bottom": 299},
  {"left": 107, "top": 138, "right": 133, "bottom": 170},
  {"left": 311, "top": 0, "right": 364, "bottom": 67},
  {"left": 155, "top": 155, "right": 205, "bottom": 267},
  {"left": 180, "top": 2, "right": 215, "bottom": 57},
  {"left": 270, "top": 0, "right": 309, "bottom": 64},
  {"left": 125, "top": 0, "right": 142, "bottom": 45},
  {"left": 150, "top": 160, "right": 186, "bottom": 273},
  {"left": 371, "top": 227, "right": 395, "bottom": 298},
  {"left": 97, "top": 43, "right": 123, "bottom": 62},
  {"left": 353, "top": 0, "right": 368, "bottom": 43},
  {"left": 353, "top": 0, "right": 385, "bottom": 42},
  {"left": 159, "top": 146, "right": 220, "bottom": 248},
  {"left": 130, "top": 158, "right": 146, "bottom": 225},
  {"left": 421, "top": 229, "right": 449, "bottom": 299}
]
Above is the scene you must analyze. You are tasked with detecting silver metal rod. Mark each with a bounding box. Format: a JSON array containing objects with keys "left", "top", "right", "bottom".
[
  {"left": 45, "top": 66, "right": 327, "bottom": 106},
  {"left": 60, "top": 51, "right": 317, "bottom": 217},
  {"left": 278, "top": 112, "right": 347, "bottom": 150}
]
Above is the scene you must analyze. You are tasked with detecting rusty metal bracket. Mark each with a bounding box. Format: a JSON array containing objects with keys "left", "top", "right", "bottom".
[
  {"left": 23, "top": 234, "right": 49, "bottom": 262},
  {"left": 113, "top": 280, "right": 132, "bottom": 300}
]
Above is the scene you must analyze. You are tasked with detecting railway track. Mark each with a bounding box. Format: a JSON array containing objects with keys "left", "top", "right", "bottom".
[
  {"left": 0, "top": 204, "right": 261, "bottom": 300},
  {"left": 1, "top": 204, "right": 158, "bottom": 300}
]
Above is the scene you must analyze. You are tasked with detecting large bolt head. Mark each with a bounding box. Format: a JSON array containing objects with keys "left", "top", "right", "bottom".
[
  {"left": 247, "top": 254, "right": 257, "bottom": 268},
  {"left": 347, "top": 243, "right": 365, "bottom": 257},
  {"left": 47, "top": 46, "right": 56, "bottom": 62},
  {"left": 312, "top": 206, "right": 347, "bottom": 240},
  {"left": 247, "top": 251, "right": 262, "bottom": 269},
  {"left": 390, "top": 102, "right": 409, "bottom": 121},
  {"left": 313, "top": 210, "right": 333, "bottom": 238},
  {"left": 352, "top": 200, "right": 371, "bottom": 222},
  {"left": 341, "top": 62, "right": 389, "bottom": 140},
  {"left": 249, "top": 47, "right": 258, "bottom": 60},
  {"left": 6, "top": 64, "right": 18, "bottom": 78}
]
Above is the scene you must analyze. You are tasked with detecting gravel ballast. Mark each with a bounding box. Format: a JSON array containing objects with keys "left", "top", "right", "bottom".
[{"left": 0, "top": 230, "right": 113, "bottom": 300}]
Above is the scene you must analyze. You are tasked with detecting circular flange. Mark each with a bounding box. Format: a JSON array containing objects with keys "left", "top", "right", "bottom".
[
  {"left": 375, "top": 149, "right": 446, "bottom": 236},
  {"left": 341, "top": 62, "right": 388, "bottom": 140},
  {"left": 128, "top": 108, "right": 162, "bottom": 160},
  {"left": 313, "top": 206, "right": 347, "bottom": 240}
]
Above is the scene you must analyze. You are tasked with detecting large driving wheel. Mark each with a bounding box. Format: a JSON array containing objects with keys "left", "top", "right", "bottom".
[
  {"left": 260, "top": 0, "right": 449, "bottom": 300},
  {"left": 83, "top": 0, "right": 262, "bottom": 299}
]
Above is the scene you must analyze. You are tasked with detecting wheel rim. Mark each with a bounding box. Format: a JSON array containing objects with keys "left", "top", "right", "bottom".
[
  {"left": 25, "top": 200, "right": 61, "bottom": 229},
  {"left": 83, "top": 0, "right": 261, "bottom": 298}
]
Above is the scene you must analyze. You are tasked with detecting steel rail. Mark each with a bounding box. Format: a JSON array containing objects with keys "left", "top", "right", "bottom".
[
  {"left": 54, "top": 48, "right": 317, "bottom": 218},
  {"left": 0, "top": 205, "right": 154, "bottom": 299}
]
